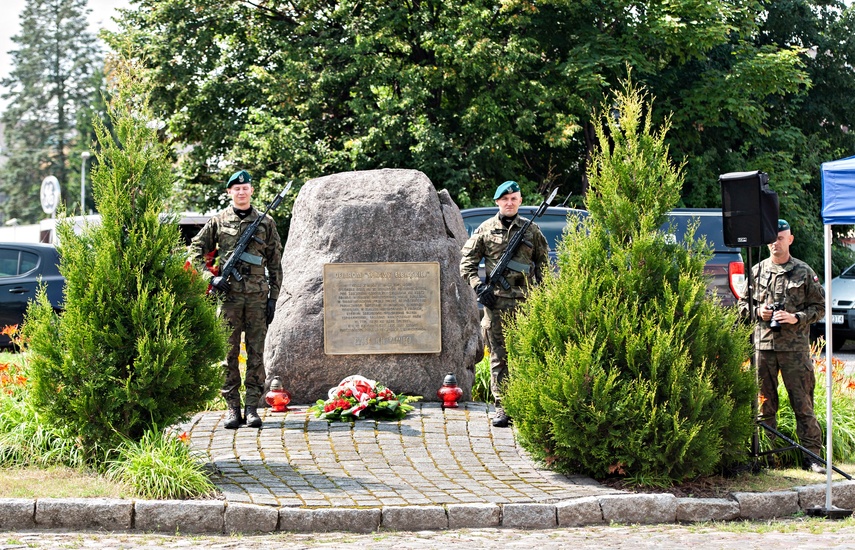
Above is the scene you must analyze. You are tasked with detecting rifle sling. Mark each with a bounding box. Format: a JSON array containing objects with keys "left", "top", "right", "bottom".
[
  {"left": 505, "top": 259, "right": 530, "bottom": 274},
  {"left": 239, "top": 251, "right": 264, "bottom": 266}
]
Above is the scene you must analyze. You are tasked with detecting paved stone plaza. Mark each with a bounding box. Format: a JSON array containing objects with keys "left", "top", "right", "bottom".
[{"left": 180, "top": 402, "right": 615, "bottom": 509}]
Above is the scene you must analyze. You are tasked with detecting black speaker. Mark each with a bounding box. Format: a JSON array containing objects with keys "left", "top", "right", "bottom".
[{"left": 719, "top": 171, "right": 779, "bottom": 248}]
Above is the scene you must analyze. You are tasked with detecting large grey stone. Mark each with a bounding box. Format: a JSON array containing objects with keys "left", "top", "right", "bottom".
[
  {"left": 35, "top": 498, "right": 132, "bottom": 530},
  {"left": 0, "top": 499, "right": 35, "bottom": 529},
  {"left": 224, "top": 502, "right": 278, "bottom": 533},
  {"left": 382, "top": 505, "right": 448, "bottom": 530},
  {"left": 556, "top": 496, "right": 604, "bottom": 526},
  {"left": 265, "top": 169, "right": 482, "bottom": 403},
  {"left": 731, "top": 491, "right": 799, "bottom": 519},
  {"left": 501, "top": 503, "right": 557, "bottom": 529},
  {"left": 599, "top": 494, "right": 677, "bottom": 524},
  {"left": 313, "top": 508, "right": 381, "bottom": 532},
  {"left": 278, "top": 507, "right": 315, "bottom": 532},
  {"left": 447, "top": 503, "right": 501, "bottom": 529},
  {"left": 795, "top": 480, "right": 855, "bottom": 511},
  {"left": 134, "top": 500, "right": 224, "bottom": 534},
  {"left": 676, "top": 497, "right": 739, "bottom": 522}
]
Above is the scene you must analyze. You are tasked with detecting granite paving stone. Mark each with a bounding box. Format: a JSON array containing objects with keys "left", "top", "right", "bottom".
[{"left": 176, "top": 403, "right": 622, "bottom": 509}]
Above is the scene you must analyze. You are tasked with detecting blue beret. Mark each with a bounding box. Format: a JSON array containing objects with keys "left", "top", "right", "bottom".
[
  {"left": 778, "top": 219, "right": 790, "bottom": 232},
  {"left": 493, "top": 180, "right": 521, "bottom": 200},
  {"left": 227, "top": 170, "right": 252, "bottom": 188}
]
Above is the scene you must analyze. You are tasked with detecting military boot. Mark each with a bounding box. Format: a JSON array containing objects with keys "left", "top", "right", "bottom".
[
  {"left": 492, "top": 407, "right": 511, "bottom": 428},
  {"left": 224, "top": 406, "right": 243, "bottom": 429},
  {"left": 245, "top": 406, "right": 262, "bottom": 428}
]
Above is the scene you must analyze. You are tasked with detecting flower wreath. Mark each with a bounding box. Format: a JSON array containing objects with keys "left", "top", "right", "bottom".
[{"left": 308, "top": 375, "right": 421, "bottom": 422}]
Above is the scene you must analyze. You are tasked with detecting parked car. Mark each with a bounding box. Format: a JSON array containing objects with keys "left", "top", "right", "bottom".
[
  {"left": 459, "top": 207, "right": 744, "bottom": 307},
  {"left": 0, "top": 243, "right": 64, "bottom": 348},
  {"left": 813, "top": 262, "right": 855, "bottom": 352}
]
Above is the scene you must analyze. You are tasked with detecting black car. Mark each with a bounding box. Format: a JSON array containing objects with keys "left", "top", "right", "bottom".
[
  {"left": 0, "top": 243, "right": 64, "bottom": 348},
  {"left": 460, "top": 207, "right": 744, "bottom": 307}
]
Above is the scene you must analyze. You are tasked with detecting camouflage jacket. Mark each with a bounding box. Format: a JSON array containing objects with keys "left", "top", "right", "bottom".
[
  {"left": 738, "top": 256, "right": 825, "bottom": 351},
  {"left": 188, "top": 206, "right": 283, "bottom": 299},
  {"left": 459, "top": 213, "right": 550, "bottom": 300}
]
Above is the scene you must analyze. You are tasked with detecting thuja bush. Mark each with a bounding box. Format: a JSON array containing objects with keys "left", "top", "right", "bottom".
[
  {"left": 503, "top": 77, "right": 756, "bottom": 485},
  {"left": 21, "top": 61, "right": 228, "bottom": 465}
]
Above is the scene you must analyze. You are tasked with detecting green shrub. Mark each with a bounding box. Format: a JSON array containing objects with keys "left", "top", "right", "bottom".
[
  {"left": 107, "top": 428, "right": 215, "bottom": 499},
  {"left": 502, "top": 76, "right": 756, "bottom": 484},
  {"left": 0, "top": 354, "right": 84, "bottom": 468},
  {"left": 471, "top": 349, "right": 494, "bottom": 403},
  {"left": 20, "top": 60, "right": 228, "bottom": 465}
]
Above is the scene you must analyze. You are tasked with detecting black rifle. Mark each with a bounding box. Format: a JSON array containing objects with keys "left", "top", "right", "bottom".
[
  {"left": 476, "top": 187, "right": 558, "bottom": 305},
  {"left": 212, "top": 181, "right": 292, "bottom": 292}
]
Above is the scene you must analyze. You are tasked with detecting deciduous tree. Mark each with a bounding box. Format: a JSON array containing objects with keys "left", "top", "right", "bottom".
[{"left": 0, "top": 0, "right": 103, "bottom": 223}]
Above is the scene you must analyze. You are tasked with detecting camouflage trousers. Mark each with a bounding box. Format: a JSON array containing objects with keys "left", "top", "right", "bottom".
[
  {"left": 757, "top": 350, "right": 823, "bottom": 456},
  {"left": 482, "top": 297, "right": 520, "bottom": 407},
  {"left": 219, "top": 290, "right": 269, "bottom": 409}
]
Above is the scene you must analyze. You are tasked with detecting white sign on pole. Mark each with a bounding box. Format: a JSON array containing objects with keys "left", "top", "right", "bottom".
[{"left": 40, "top": 176, "right": 60, "bottom": 215}]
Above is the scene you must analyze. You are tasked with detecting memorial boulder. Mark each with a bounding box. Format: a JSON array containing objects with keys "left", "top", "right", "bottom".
[{"left": 264, "top": 169, "right": 482, "bottom": 403}]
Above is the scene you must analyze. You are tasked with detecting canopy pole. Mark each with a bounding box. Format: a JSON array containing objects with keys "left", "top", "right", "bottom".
[
  {"left": 807, "top": 224, "right": 851, "bottom": 518},
  {"left": 825, "top": 224, "right": 834, "bottom": 510}
]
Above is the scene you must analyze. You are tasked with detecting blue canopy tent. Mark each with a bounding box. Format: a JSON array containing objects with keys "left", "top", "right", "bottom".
[{"left": 817, "top": 156, "right": 855, "bottom": 514}]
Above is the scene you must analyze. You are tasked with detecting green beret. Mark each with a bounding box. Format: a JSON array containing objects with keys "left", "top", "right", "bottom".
[
  {"left": 227, "top": 170, "right": 252, "bottom": 188},
  {"left": 493, "top": 180, "right": 521, "bottom": 200},
  {"left": 778, "top": 219, "right": 790, "bottom": 232}
]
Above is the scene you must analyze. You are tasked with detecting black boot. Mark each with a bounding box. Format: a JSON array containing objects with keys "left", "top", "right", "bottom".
[
  {"left": 224, "top": 406, "right": 243, "bottom": 430},
  {"left": 245, "top": 406, "right": 262, "bottom": 428},
  {"left": 492, "top": 407, "right": 511, "bottom": 428}
]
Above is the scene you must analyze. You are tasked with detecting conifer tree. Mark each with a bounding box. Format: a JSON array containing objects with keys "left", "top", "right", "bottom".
[
  {"left": 503, "top": 76, "right": 756, "bottom": 484},
  {"left": 0, "top": 0, "right": 103, "bottom": 223},
  {"left": 21, "top": 57, "right": 228, "bottom": 464}
]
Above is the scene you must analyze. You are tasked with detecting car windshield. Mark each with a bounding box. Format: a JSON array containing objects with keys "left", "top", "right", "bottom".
[
  {"left": 661, "top": 212, "right": 732, "bottom": 251},
  {"left": 841, "top": 264, "right": 855, "bottom": 279}
]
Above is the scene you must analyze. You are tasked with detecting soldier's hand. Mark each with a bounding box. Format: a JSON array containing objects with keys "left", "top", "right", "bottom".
[
  {"left": 476, "top": 283, "right": 497, "bottom": 309},
  {"left": 266, "top": 298, "right": 276, "bottom": 325},
  {"left": 211, "top": 276, "right": 231, "bottom": 293}
]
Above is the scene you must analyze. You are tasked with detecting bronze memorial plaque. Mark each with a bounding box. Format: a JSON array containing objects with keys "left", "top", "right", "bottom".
[{"left": 323, "top": 262, "right": 442, "bottom": 355}]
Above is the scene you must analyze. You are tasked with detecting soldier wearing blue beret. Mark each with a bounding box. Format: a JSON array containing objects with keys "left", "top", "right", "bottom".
[
  {"left": 738, "top": 219, "right": 827, "bottom": 473},
  {"left": 460, "top": 181, "right": 549, "bottom": 427}
]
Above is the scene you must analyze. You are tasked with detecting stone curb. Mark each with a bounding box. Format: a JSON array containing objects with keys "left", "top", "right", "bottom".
[{"left": 2, "top": 480, "right": 853, "bottom": 533}]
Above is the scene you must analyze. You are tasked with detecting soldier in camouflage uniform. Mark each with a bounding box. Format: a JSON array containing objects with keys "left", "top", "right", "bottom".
[
  {"left": 460, "top": 181, "right": 550, "bottom": 427},
  {"left": 738, "top": 219, "right": 826, "bottom": 473},
  {"left": 189, "top": 170, "right": 283, "bottom": 429}
]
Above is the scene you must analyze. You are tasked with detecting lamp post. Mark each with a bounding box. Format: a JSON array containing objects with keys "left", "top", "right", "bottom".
[{"left": 80, "top": 151, "right": 91, "bottom": 216}]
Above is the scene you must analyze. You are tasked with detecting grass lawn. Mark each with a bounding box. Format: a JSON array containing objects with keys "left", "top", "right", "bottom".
[{"left": 0, "top": 466, "right": 132, "bottom": 498}]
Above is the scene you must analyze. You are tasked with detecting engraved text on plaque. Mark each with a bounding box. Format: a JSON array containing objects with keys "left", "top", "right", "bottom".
[{"left": 323, "top": 262, "right": 441, "bottom": 354}]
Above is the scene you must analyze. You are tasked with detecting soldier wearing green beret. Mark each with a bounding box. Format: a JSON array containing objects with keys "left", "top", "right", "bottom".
[
  {"left": 738, "top": 219, "right": 826, "bottom": 473},
  {"left": 189, "top": 170, "right": 283, "bottom": 429},
  {"left": 460, "top": 181, "right": 550, "bottom": 427}
]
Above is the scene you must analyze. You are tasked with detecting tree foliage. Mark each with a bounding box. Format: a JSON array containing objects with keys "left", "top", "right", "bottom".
[
  {"left": 102, "top": 1, "right": 855, "bottom": 270},
  {"left": 20, "top": 58, "right": 228, "bottom": 464},
  {"left": 502, "top": 78, "right": 756, "bottom": 484},
  {"left": 0, "top": 0, "right": 104, "bottom": 223}
]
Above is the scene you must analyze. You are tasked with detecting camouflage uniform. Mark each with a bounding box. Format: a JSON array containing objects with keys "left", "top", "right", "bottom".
[
  {"left": 189, "top": 207, "right": 283, "bottom": 410},
  {"left": 460, "top": 213, "right": 549, "bottom": 407},
  {"left": 738, "top": 256, "right": 825, "bottom": 457}
]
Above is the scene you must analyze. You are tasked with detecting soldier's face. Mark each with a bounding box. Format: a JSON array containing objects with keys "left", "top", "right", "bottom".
[
  {"left": 228, "top": 183, "right": 253, "bottom": 209},
  {"left": 768, "top": 230, "right": 794, "bottom": 260},
  {"left": 496, "top": 191, "right": 522, "bottom": 217}
]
